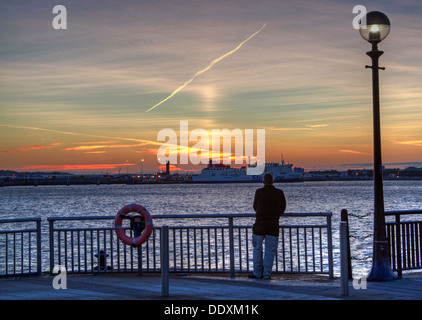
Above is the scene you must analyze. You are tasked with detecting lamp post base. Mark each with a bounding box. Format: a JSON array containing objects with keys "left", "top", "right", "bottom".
[
  {"left": 367, "top": 261, "right": 396, "bottom": 281},
  {"left": 367, "top": 238, "right": 396, "bottom": 281}
]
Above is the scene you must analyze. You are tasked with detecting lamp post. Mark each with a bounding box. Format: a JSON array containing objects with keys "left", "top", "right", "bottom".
[{"left": 359, "top": 11, "right": 396, "bottom": 281}]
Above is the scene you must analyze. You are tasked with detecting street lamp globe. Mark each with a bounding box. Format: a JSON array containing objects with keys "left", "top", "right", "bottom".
[{"left": 360, "top": 11, "right": 391, "bottom": 44}]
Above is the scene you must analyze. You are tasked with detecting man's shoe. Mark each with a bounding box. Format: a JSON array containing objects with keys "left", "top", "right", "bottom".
[
  {"left": 263, "top": 276, "right": 272, "bottom": 280},
  {"left": 248, "top": 273, "right": 262, "bottom": 279}
]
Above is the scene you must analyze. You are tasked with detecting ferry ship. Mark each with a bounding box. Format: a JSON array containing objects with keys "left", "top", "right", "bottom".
[{"left": 192, "top": 160, "right": 303, "bottom": 183}]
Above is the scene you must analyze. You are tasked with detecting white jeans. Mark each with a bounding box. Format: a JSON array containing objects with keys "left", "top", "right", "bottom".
[{"left": 252, "top": 234, "right": 278, "bottom": 278}]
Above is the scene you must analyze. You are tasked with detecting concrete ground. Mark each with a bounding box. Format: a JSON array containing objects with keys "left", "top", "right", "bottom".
[{"left": 1, "top": 272, "right": 422, "bottom": 300}]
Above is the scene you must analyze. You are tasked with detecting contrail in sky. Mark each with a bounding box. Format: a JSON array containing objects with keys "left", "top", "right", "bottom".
[
  {"left": 146, "top": 23, "right": 267, "bottom": 112},
  {"left": 0, "top": 124, "right": 162, "bottom": 146}
]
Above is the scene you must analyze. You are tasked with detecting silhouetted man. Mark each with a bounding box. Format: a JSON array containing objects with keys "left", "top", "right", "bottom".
[{"left": 249, "top": 173, "right": 286, "bottom": 279}]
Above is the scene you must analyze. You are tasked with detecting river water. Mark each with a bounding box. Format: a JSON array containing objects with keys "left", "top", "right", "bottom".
[{"left": 1, "top": 180, "right": 421, "bottom": 276}]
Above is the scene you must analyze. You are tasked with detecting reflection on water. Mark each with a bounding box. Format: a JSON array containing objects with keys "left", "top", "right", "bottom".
[
  {"left": 0, "top": 180, "right": 421, "bottom": 276},
  {"left": 1, "top": 180, "right": 420, "bottom": 216}
]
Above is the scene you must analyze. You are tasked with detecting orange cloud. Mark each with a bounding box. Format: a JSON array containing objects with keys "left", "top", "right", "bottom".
[
  {"left": 65, "top": 143, "right": 147, "bottom": 151},
  {"left": 0, "top": 124, "right": 162, "bottom": 147},
  {"left": 0, "top": 150, "right": 20, "bottom": 154},
  {"left": 158, "top": 164, "right": 183, "bottom": 172},
  {"left": 0, "top": 143, "right": 62, "bottom": 154},
  {"left": 267, "top": 125, "right": 328, "bottom": 131},
  {"left": 157, "top": 164, "right": 198, "bottom": 173},
  {"left": 137, "top": 148, "right": 158, "bottom": 155},
  {"left": 20, "top": 163, "right": 136, "bottom": 171},
  {"left": 338, "top": 149, "right": 372, "bottom": 156},
  {"left": 75, "top": 141, "right": 118, "bottom": 145},
  {"left": 396, "top": 140, "right": 422, "bottom": 147},
  {"left": 268, "top": 127, "right": 312, "bottom": 131},
  {"left": 65, "top": 145, "right": 107, "bottom": 151},
  {"left": 305, "top": 124, "right": 328, "bottom": 128},
  {"left": 20, "top": 144, "right": 60, "bottom": 150}
]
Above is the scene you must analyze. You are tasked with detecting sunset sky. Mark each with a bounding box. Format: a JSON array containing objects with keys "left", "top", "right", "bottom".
[{"left": 1, "top": 0, "right": 421, "bottom": 173}]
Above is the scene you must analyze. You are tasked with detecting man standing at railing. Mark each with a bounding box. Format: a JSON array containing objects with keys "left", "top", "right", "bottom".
[{"left": 249, "top": 173, "right": 286, "bottom": 280}]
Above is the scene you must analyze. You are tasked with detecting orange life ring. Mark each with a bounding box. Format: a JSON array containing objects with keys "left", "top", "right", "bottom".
[{"left": 114, "top": 203, "right": 153, "bottom": 247}]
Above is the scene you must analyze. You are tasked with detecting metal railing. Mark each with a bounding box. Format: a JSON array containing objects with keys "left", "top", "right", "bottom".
[
  {"left": 386, "top": 210, "right": 422, "bottom": 277},
  {"left": 47, "top": 213, "right": 334, "bottom": 278},
  {"left": 0, "top": 218, "right": 42, "bottom": 277}
]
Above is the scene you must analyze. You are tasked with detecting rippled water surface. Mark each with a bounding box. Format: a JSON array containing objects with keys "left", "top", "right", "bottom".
[
  {"left": 1, "top": 180, "right": 420, "bottom": 216},
  {"left": 1, "top": 180, "right": 421, "bottom": 275}
]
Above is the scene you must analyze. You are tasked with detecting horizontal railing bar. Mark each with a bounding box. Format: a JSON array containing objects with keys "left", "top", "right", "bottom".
[
  {"left": 53, "top": 227, "right": 115, "bottom": 232},
  {"left": 385, "top": 210, "right": 422, "bottom": 216},
  {"left": 168, "top": 225, "right": 327, "bottom": 229},
  {"left": 0, "top": 229, "right": 37, "bottom": 234},
  {"left": 47, "top": 216, "right": 113, "bottom": 221},
  {"left": 50, "top": 224, "right": 328, "bottom": 232},
  {"left": 0, "top": 272, "right": 40, "bottom": 278},
  {"left": 61, "top": 269, "right": 332, "bottom": 275},
  {"left": 0, "top": 218, "right": 41, "bottom": 224},
  {"left": 52, "top": 224, "right": 327, "bottom": 233},
  {"left": 46, "top": 212, "right": 332, "bottom": 222},
  {"left": 279, "top": 224, "right": 327, "bottom": 228}
]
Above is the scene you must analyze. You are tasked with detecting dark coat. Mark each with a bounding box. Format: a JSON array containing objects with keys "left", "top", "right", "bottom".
[{"left": 253, "top": 185, "right": 286, "bottom": 237}]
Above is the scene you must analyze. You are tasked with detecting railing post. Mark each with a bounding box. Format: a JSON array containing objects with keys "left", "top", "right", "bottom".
[
  {"left": 161, "top": 226, "right": 169, "bottom": 297},
  {"left": 137, "top": 245, "right": 143, "bottom": 276},
  {"left": 326, "top": 214, "right": 334, "bottom": 279},
  {"left": 228, "top": 217, "right": 235, "bottom": 279},
  {"left": 341, "top": 209, "right": 353, "bottom": 279},
  {"left": 36, "top": 219, "right": 42, "bottom": 275},
  {"left": 48, "top": 219, "right": 54, "bottom": 274},
  {"left": 340, "top": 221, "right": 349, "bottom": 296},
  {"left": 395, "top": 213, "right": 402, "bottom": 278}
]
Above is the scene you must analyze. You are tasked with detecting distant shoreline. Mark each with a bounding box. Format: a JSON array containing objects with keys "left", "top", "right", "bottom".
[{"left": 1, "top": 176, "right": 421, "bottom": 187}]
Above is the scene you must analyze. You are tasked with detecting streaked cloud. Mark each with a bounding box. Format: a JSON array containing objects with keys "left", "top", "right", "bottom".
[
  {"left": 268, "top": 127, "right": 312, "bottom": 131},
  {"left": 267, "top": 124, "right": 329, "bottom": 131},
  {"left": 157, "top": 164, "right": 198, "bottom": 173},
  {"left": 0, "top": 143, "right": 62, "bottom": 154},
  {"left": 65, "top": 143, "right": 148, "bottom": 152},
  {"left": 338, "top": 149, "right": 372, "bottom": 156},
  {"left": 0, "top": 124, "right": 162, "bottom": 147},
  {"left": 306, "top": 124, "right": 329, "bottom": 128},
  {"left": 396, "top": 140, "right": 422, "bottom": 147},
  {"left": 19, "top": 163, "right": 136, "bottom": 172}
]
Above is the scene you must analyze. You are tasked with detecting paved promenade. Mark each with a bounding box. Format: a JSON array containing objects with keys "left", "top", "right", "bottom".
[{"left": 1, "top": 272, "right": 422, "bottom": 300}]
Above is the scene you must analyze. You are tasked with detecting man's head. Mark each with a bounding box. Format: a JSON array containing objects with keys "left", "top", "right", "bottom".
[{"left": 263, "top": 173, "right": 274, "bottom": 186}]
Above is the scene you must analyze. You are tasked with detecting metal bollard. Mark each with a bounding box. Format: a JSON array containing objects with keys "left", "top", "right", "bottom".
[
  {"left": 94, "top": 250, "right": 110, "bottom": 270},
  {"left": 341, "top": 209, "right": 353, "bottom": 279},
  {"left": 340, "top": 222, "right": 349, "bottom": 296},
  {"left": 161, "top": 226, "right": 170, "bottom": 297}
]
